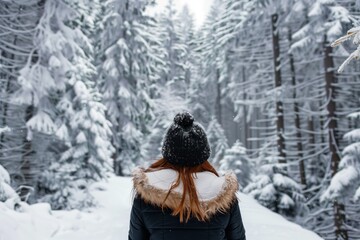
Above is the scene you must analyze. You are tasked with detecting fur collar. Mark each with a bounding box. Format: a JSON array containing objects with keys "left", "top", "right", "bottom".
[{"left": 132, "top": 167, "right": 239, "bottom": 219}]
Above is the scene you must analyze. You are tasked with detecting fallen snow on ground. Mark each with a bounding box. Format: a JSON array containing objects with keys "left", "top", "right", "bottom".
[{"left": 0, "top": 176, "right": 324, "bottom": 240}]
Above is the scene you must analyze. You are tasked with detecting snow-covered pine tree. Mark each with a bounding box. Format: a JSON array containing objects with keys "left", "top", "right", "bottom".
[
  {"left": 177, "top": 5, "right": 196, "bottom": 101},
  {"left": 285, "top": 0, "right": 329, "bottom": 197},
  {"left": 0, "top": 0, "right": 46, "bottom": 197},
  {"left": 0, "top": 125, "right": 20, "bottom": 203},
  {"left": 280, "top": 0, "right": 314, "bottom": 188},
  {"left": 186, "top": 9, "right": 218, "bottom": 125},
  {"left": 142, "top": 3, "right": 192, "bottom": 161},
  {"left": 156, "top": 0, "right": 188, "bottom": 92},
  {"left": 244, "top": 164, "right": 306, "bottom": 219},
  {"left": 216, "top": 0, "right": 252, "bottom": 146},
  {"left": 291, "top": 1, "right": 354, "bottom": 238},
  {"left": 321, "top": 22, "right": 360, "bottom": 239},
  {"left": 40, "top": 81, "right": 114, "bottom": 210},
  {"left": 206, "top": 116, "right": 229, "bottom": 167},
  {"left": 321, "top": 111, "right": 360, "bottom": 203},
  {"left": 224, "top": 0, "right": 291, "bottom": 162},
  {"left": 139, "top": 0, "right": 198, "bottom": 165},
  {"left": 219, "top": 140, "right": 251, "bottom": 188},
  {"left": 11, "top": 0, "right": 113, "bottom": 209},
  {"left": 197, "top": 0, "right": 226, "bottom": 124},
  {"left": 0, "top": 164, "right": 18, "bottom": 203},
  {"left": 190, "top": 0, "right": 244, "bottom": 149},
  {"left": 98, "top": 0, "right": 159, "bottom": 175},
  {"left": 331, "top": 25, "right": 360, "bottom": 72},
  {"left": 217, "top": 0, "right": 311, "bottom": 222},
  {"left": 327, "top": 124, "right": 360, "bottom": 238}
]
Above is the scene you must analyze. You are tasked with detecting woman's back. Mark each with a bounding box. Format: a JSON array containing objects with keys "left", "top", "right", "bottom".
[
  {"left": 128, "top": 112, "right": 246, "bottom": 240},
  {"left": 129, "top": 168, "right": 246, "bottom": 240}
]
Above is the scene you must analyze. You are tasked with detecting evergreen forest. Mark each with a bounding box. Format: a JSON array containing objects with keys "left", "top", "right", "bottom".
[{"left": 1, "top": 0, "right": 360, "bottom": 239}]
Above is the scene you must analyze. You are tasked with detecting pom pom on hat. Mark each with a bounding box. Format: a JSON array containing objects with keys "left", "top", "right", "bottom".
[{"left": 174, "top": 112, "right": 194, "bottom": 127}]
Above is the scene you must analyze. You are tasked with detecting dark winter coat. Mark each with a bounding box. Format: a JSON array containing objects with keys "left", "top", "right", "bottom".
[{"left": 128, "top": 168, "right": 246, "bottom": 240}]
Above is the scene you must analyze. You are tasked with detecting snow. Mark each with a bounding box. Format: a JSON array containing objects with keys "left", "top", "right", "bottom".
[
  {"left": 258, "top": 184, "right": 277, "bottom": 202},
  {"left": 26, "top": 111, "right": 56, "bottom": 136},
  {"left": 0, "top": 165, "right": 18, "bottom": 202},
  {"left": 273, "top": 173, "right": 300, "bottom": 191},
  {"left": 0, "top": 165, "right": 10, "bottom": 184},
  {"left": 327, "top": 21, "right": 343, "bottom": 40},
  {"left": 0, "top": 126, "right": 10, "bottom": 134},
  {"left": 49, "top": 55, "right": 61, "bottom": 68},
  {"left": 355, "top": 186, "right": 360, "bottom": 202},
  {"left": 279, "top": 193, "right": 295, "bottom": 209},
  {"left": 344, "top": 129, "right": 360, "bottom": 142},
  {"left": 308, "top": 2, "right": 322, "bottom": 18},
  {"left": 321, "top": 166, "right": 359, "bottom": 201},
  {"left": 75, "top": 132, "right": 87, "bottom": 144},
  {"left": 74, "top": 81, "right": 90, "bottom": 100},
  {"left": 55, "top": 123, "right": 70, "bottom": 143},
  {"left": 0, "top": 202, "right": 58, "bottom": 240},
  {"left": 0, "top": 176, "right": 323, "bottom": 240}
]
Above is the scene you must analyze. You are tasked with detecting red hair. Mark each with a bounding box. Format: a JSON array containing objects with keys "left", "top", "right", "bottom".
[{"left": 146, "top": 158, "right": 219, "bottom": 222}]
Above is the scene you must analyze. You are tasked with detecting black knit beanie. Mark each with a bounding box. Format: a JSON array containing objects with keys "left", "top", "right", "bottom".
[{"left": 161, "top": 112, "right": 211, "bottom": 167}]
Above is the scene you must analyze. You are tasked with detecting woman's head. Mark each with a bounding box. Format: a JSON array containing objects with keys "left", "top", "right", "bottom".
[
  {"left": 146, "top": 112, "right": 217, "bottom": 222},
  {"left": 161, "top": 112, "right": 211, "bottom": 167}
]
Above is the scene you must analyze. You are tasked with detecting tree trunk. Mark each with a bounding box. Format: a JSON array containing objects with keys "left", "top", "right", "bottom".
[
  {"left": 215, "top": 68, "right": 222, "bottom": 124},
  {"left": 112, "top": 123, "right": 123, "bottom": 176},
  {"left": 0, "top": 45, "right": 14, "bottom": 155},
  {"left": 20, "top": 106, "right": 34, "bottom": 188},
  {"left": 319, "top": 100, "right": 326, "bottom": 145},
  {"left": 307, "top": 117, "right": 317, "bottom": 183},
  {"left": 0, "top": 4, "right": 18, "bottom": 156},
  {"left": 242, "top": 67, "right": 248, "bottom": 148},
  {"left": 113, "top": 151, "right": 123, "bottom": 176},
  {"left": 19, "top": 0, "right": 46, "bottom": 198},
  {"left": 288, "top": 29, "right": 306, "bottom": 186},
  {"left": 348, "top": 117, "right": 352, "bottom": 131},
  {"left": 271, "top": 13, "right": 286, "bottom": 164},
  {"left": 324, "top": 39, "right": 348, "bottom": 240}
]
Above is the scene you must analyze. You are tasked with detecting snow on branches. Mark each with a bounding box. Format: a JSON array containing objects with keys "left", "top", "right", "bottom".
[{"left": 332, "top": 26, "right": 360, "bottom": 72}]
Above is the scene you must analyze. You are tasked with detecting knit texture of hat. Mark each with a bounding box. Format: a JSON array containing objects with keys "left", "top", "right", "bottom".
[{"left": 162, "top": 112, "right": 211, "bottom": 167}]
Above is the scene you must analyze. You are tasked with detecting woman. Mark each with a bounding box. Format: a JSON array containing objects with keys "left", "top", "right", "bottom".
[{"left": 129, "top": 112, "right": 246, "bottom": 240}]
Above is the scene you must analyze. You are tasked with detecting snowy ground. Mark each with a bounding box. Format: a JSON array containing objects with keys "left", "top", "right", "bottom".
[{"left": 0, "top": 176, "right": 324, "bottom": 240}]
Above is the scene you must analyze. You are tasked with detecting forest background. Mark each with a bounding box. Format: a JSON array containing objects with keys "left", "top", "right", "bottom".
[{"left": 1, "top": 0, "right": 360, "bottom": 239}]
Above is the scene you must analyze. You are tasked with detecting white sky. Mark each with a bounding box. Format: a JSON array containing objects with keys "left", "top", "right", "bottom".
[{"left": 147, "top": 0, "right": 212, "bottom": 28}]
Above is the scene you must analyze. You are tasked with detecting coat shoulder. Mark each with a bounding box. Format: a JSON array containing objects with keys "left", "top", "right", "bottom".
[{"left": 132, "top": 167, "right": 239, "bottom": 219}]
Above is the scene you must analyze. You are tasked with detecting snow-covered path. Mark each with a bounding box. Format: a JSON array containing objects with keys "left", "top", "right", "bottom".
[
  {"left": 0, "top": 176, "right": 323, "bottom": 240},
  {"left": 51, "top": 177, "right": 133, "bottom": 240}
]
